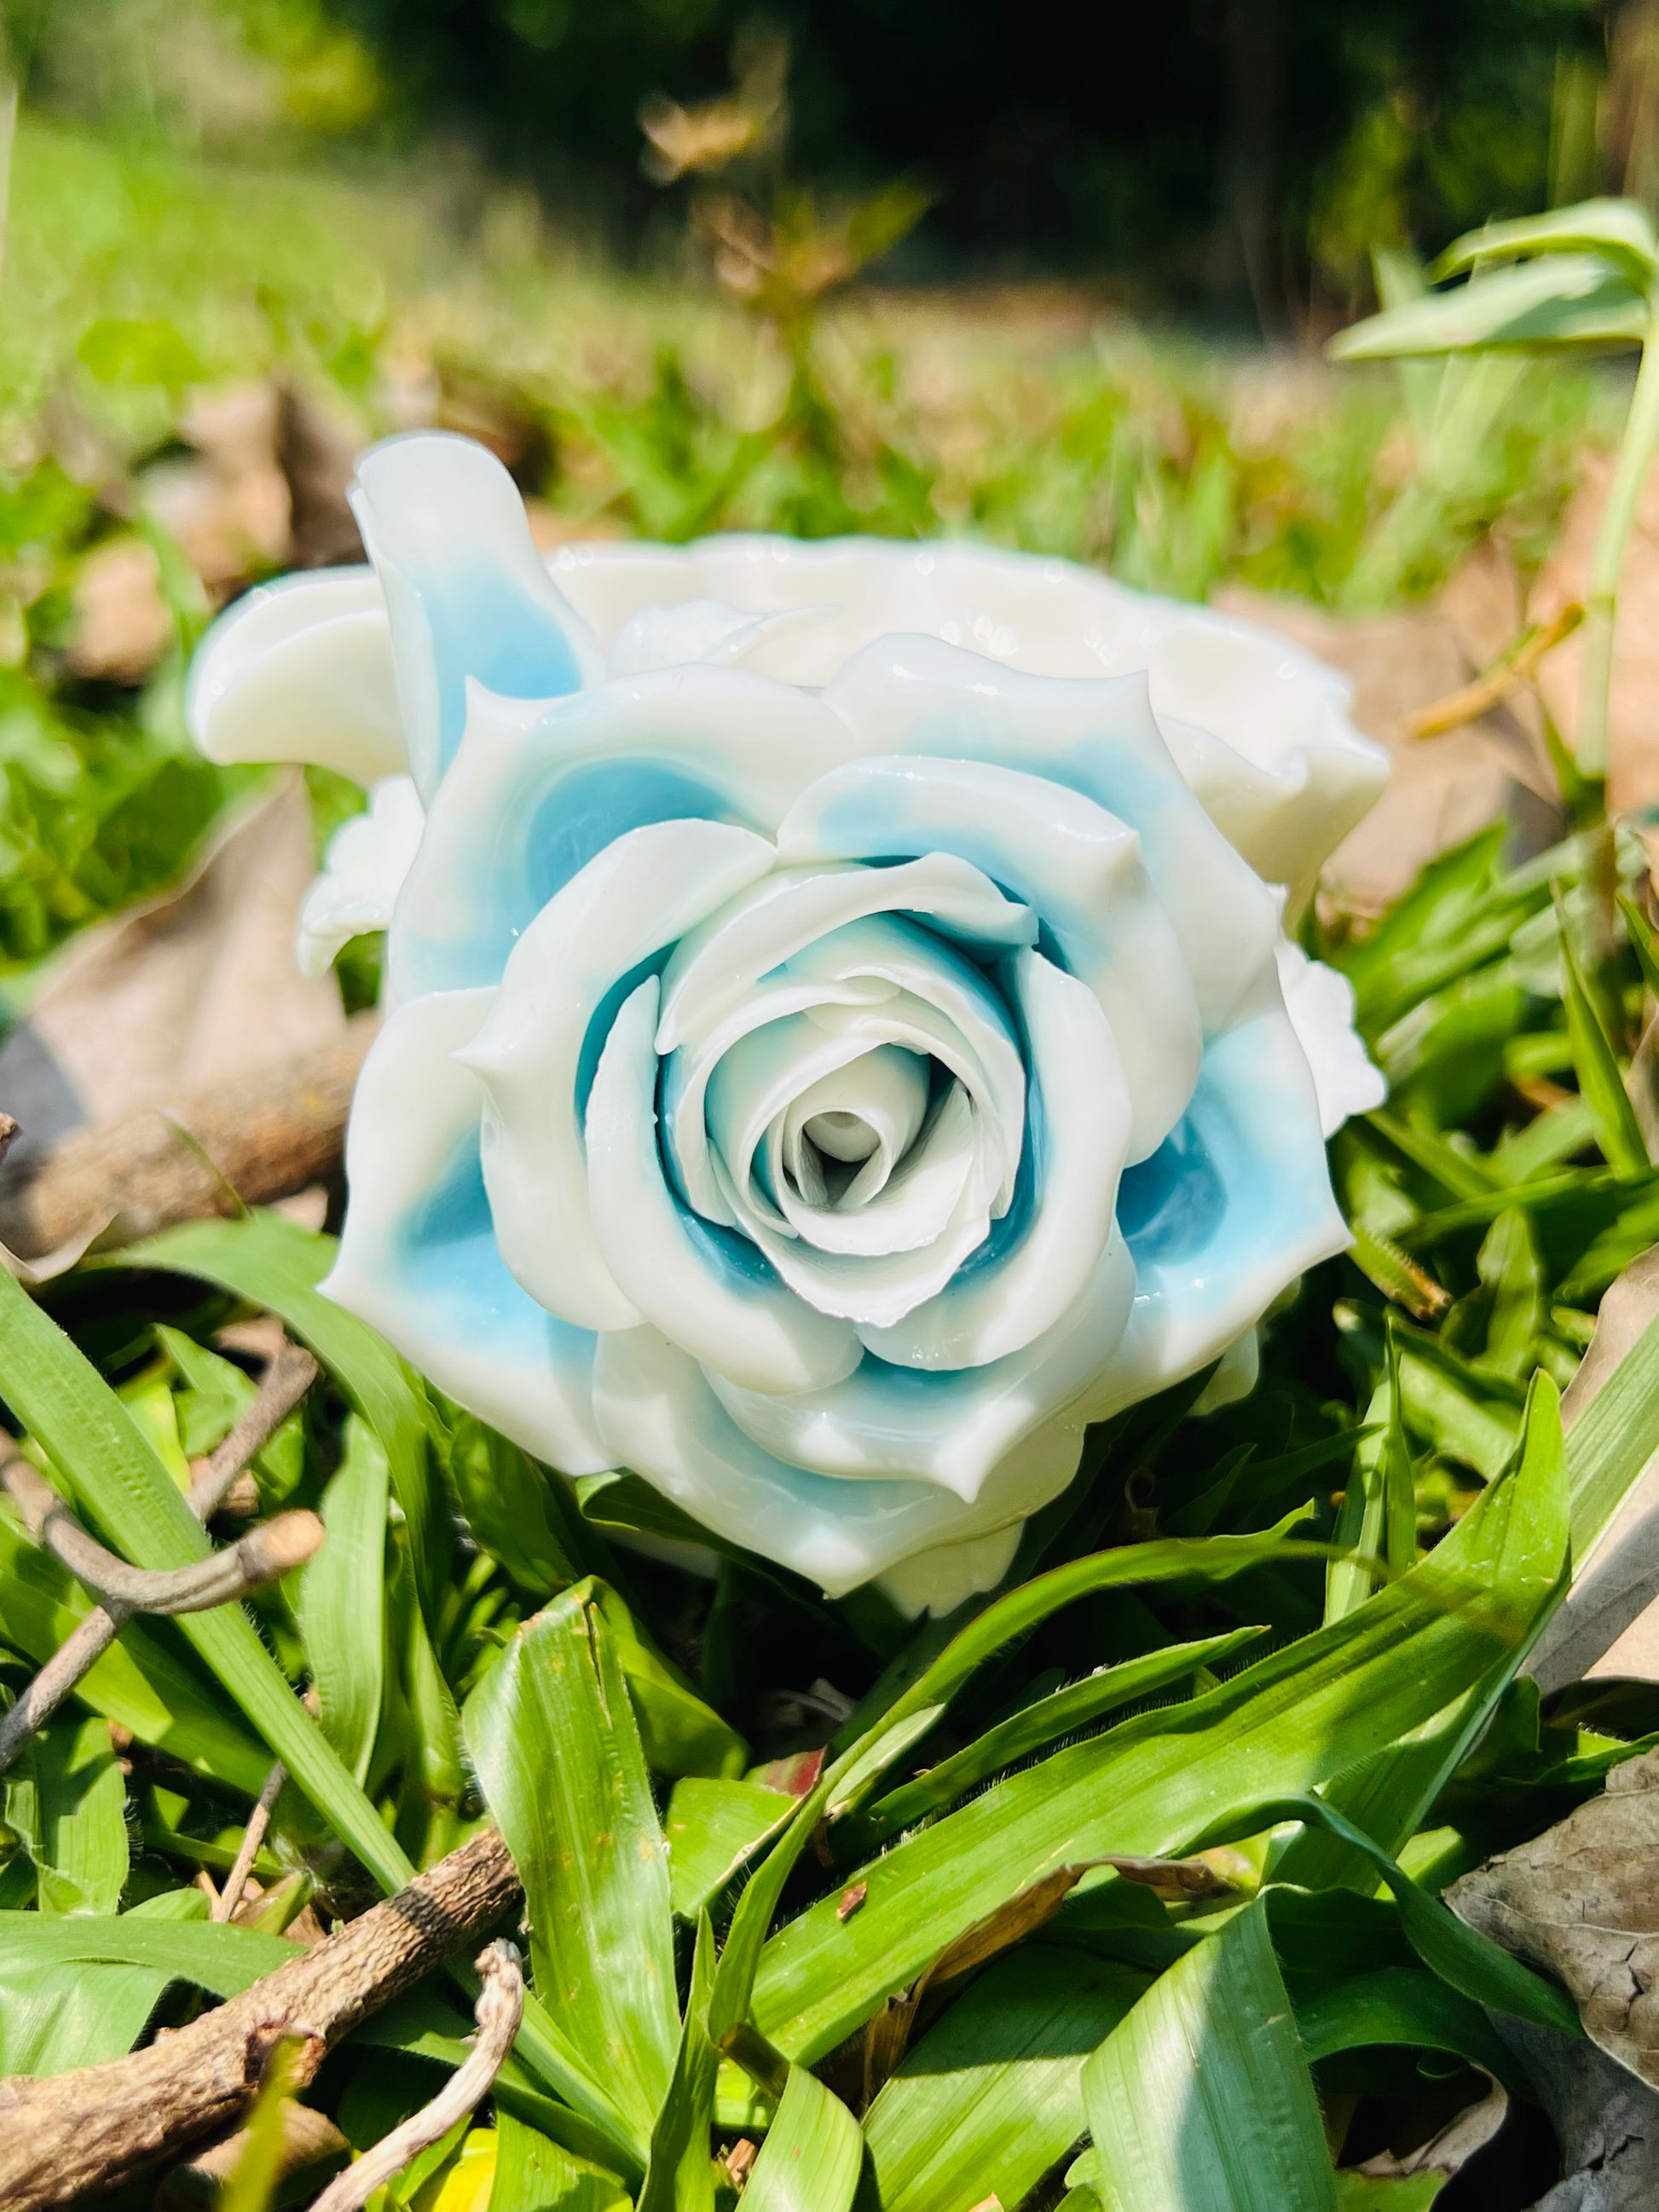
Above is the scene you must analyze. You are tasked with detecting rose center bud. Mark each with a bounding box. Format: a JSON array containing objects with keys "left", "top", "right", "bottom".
[
  {"left": 783, "top": 1044, "right": 931, "bottom": 1210},
  {"left": 803, "top": 1110, "right": 881, "bottom": 1163}
]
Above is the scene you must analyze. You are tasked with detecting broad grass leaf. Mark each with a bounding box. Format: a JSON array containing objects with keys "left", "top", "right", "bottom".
[
  {"left": 636, "top": 1911, "right": 719, "bottom": 2212},
  {"left": 0, "top": 1888, "right": 213, "bottom": 2076},
  {"left": 0, "top": 1515, "right": 269, "bottom": 1793},
  {"left": 742, "top": 2065, "right": 862, "bottom": 2212},
  {"left": 448, "top": 1415, "right": 581, "bottom": 1595},
  {"left": 747, "top": 1418, "right": 1564, "bottom": 2061},
  {"left": 1201, "top": 1792, "right": 1580, "bottom": 2035},
  {"left": 1554, "top": 893, "right": 1649, "bottom": 1175},
  {"left": 489, "top": 2111, "right": 630, "bottom": 2212},
  {"left": 1080, "top": 1897, "right": 1337, "bottom": 2212},
  {"left": 667, "top": 1777, "right": 797, "bottom": 1920},
  {"left": 1329, "top": 255, "right": 1647, "bottom": 358},
  {"left": 298, "top": 1412, "right": 388, "bottom": 1787},
  {"left": 0, "top": 1903, "right": 294, "bottom": 1988},
  {"left": 1431, "top": 199, "right": 1659, "bottom": 290},
  {"left": 851, "top": 1626, "right": 1267, "bottom": 1852},
  {"left": 463, "top": 1582, "right": 678, "bottom": 2157},
  {"left": 706, "top": 1525, "right": 1331, "bottom": 2048},
  {"left": 861, "top": 1949, "right": 1149, "bottom": 2212},
  {"left": 589, "top": 1582, "right": 746, "bottom": 1782},
  {"left": 7, "top": 1711, "right": 128, "bottom": 1915},
  {"left": 0, "top": 1264, "right": 415, "bottom": 1894},
  {"left": 1295, "top": 1967, "right": 1517, "bottom": 2082},
  {"left": 127, "top": 1213, "right": 448, "bottom": 1617}
]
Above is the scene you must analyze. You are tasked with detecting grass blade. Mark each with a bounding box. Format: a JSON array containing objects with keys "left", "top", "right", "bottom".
[
  {"left": 0, "top": 1265, "right": 414, "bottom": 1893},
  {"left": 1080, "top": 1898, "right": 1337, "bottom": 2212},
  {"left": 741, "top": 2065, "right": 863, "bottom": 2212}
]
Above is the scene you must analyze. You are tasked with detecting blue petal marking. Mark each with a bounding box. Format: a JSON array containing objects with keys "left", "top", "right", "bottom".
[
  {"left": 1117, "top": 1112, "right": 1227, "bottom": 1267},
  {"left": 394, "top": 1129, "right": 597, "bottom": 1367},
  {"left": 427, "top": 557, "right": 586, "bottom": 784}
]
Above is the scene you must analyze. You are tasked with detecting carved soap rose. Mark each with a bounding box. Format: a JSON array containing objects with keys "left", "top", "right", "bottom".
[{"left": 189, "top": 433, "right": 1386, "bottom": 1614}]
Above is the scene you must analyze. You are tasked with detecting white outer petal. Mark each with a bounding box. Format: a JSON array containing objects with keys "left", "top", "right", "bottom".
[
  {"left": 188, "top": 568, "right": 406, "bottom": 783},
  {"left": 709, "top": 1231, "right": 1137, "bottom": 1500},
  {"left": 584, "top": 978, "right": 861, "bottom": 1395},
  {"left": 321, "top": 987, "right": 610, "bottom": 1474},
  {"left": 606, "top": 598, "right": 838, "bottom": 676},
  {"left": 1275, "top": 939, "right": 1387, "bottom": 1138},
  {"left": 591, "top": 1324, "right": 1090, "bottom": 1597},
  {"left": 457, "top": 819, "right": 778, "bottom": 1331},
  {"left": 546, "top": 533, "right": 1387, "bottom": 904},
  {"left": 296, "top": 775, "right": 425, "bottom": 979}
]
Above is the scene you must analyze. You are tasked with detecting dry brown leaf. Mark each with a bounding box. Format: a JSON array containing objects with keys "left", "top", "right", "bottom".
[
  {"left": 0, "top": 775, "right": 344, "bottom": 1192},
  {"left": 1529, "top": 448, "right": 1659, "bottom": 819},
  {"left": 66, "top": 538, "right": 173, "bottom": 684},
  {"left": 1450, "top": 1745, "right": 1659, "bottom": 2087},
  {"left": 1500, "top": 2018, "right": 1659, "bottom": 2211},
  {"left": 1352, "top": 2072, "right": 1508, "bottom": 2182}
]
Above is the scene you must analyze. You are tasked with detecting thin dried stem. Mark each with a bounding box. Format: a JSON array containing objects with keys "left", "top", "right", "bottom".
[
  {"left": 0, "top": 1337, "right": 321, "bottom": 1773},
  {"left": 212, "top": 1759, "right": 288, "bottom": 1924},
  {"left": 300, "top": 1941, "right": 524, "bottom": 2212},
  {"left": 1, "top": 1452, "right": 321, "bottom": 1614}
]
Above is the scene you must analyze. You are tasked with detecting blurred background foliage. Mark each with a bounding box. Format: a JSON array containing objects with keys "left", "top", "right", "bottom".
[{"left": 0, "top": 0, "right": 1655, "bottom": 974}]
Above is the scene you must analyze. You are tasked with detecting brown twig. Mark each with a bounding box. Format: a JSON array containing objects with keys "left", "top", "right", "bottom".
[
  {"left": 308, "top": 1940, "right": 524, "bottom": 2212},
  {"left": 1400, "top": 601, "right": 1584, "bottom": 742},
  {"left": 0, "top": 1338, "right": 321, "bottom": 1773},
  {"left": 213, "top": 1759, "right": 289, "bottom": 1925},
  {"left": 0, "top": 1013, "right": 379, "bottom": 1260},
  {"left": 0, "top": 1452, "right": 321, "bottom": 1613},
  {"left": 0, "top": 1827, "right": 522, "bottom": 2212}
]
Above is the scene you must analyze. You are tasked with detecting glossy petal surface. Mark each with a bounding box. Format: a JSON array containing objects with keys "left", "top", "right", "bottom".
[{"left": 323, "top": 989, "right": 610, "bottom": 1474}]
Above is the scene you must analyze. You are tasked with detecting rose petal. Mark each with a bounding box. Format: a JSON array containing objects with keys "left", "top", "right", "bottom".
[
  {"left": 820, "top": 635, "right": 1280, "bottom": 1035},
  {"left": 296, "top": 775, "right": 425, "bottom": 980},
  {"left": 1275, "top": 938, "right": 1387, "bottom": 1137},
  {"left": 187, "top": 567, "right": 406, "bottom": 783},
  {"left": 656, "top": 853, "right": 1037, "bottom": 1054},
  {"left": 592, "top": 1324, "right": 1086, "bottom": 1597},
  {"left": 584, "top": 977, "right": 861, "bottom": 1395},
  {"left": 321, "top": 987, "right": 610, "bottom": 1474},
  {"left": 457, "top": 818, "right": 777, "bottom": 1331},
  {"left": 661, "top": 912, "right": 1024, "bottom": 1227},
  {"left": 350, "top": 433, "right": 601, "bottom": 798},
  {"left": 548, "top": 534, "right": 1385, "bottom": 904},
  {"left": 388, "top": 664, "right": 856, "bottom": 999},
  {"left": 710, "top": 1230, "right": 1136, "bottom": 1501},
  {"left": 1084, "top": 974, "right": 1350, "bottom": 1417},
  {"left": 862, "top": 950, "right": 1132, "bottom": 1371},
  {"left": 777, "top": 751, "right": 1201, "bottom": 1162}
]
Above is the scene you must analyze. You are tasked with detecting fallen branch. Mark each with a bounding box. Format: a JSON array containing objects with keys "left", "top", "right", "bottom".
[
  {"left": 0, "top": 1013, "right": 379, "bottom": 1260},
  {"left": 1, "top": 1451, "right": 321, "bottom": 1614},
  {"left": 0, "top": 1338, "right": 321, "bottom": 1773},
  {"left": 0, "top": 1826, "right": 521, "bottom": 2212},
  {"left": 309, "top": 1940, "right": 524, "bottom": 2212}
]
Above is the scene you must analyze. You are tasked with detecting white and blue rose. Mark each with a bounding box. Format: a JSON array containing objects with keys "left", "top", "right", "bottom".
[{"left": 188, "top": 432, "right": 1387, "bottom": 1614}]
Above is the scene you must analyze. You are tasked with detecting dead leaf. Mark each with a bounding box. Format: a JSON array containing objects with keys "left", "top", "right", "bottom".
[
  {"left": 1500, "top": 2017, "right": 1659, "bottom": 2211},
  {"left": 144, "top": 382, "right": 291, "bottom": 593},
  {"left": 66, "top": 538, "right": 173, "bottom": 684},
  {"left": 1352, "top": 2072, "right": 1508, "bottom": 2181},
  {"left": 1449, "top": 1744, "right": 1659, "bottom": 2087},
  {"left": 0, "top": 775, "right": 344, "bottom": 1193},
  {"left": 1097, "top": 1851, "right": 1240, "bottom": 1903},
  {"left": 1529, "top": 448, "right": 1659, "bottom": 818}
]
